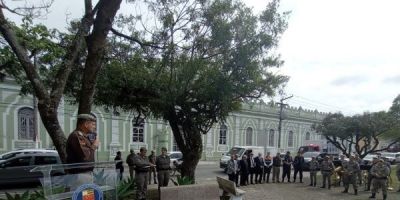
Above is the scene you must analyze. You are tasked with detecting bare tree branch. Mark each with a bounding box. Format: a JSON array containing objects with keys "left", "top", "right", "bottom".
[{"left": 110, "top": 27, "right": 163, "bottom": 49}]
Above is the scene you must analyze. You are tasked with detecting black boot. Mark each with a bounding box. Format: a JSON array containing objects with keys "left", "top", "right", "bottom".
[
  {"left": 313, "top": 183, "right": 316, "bottom": 187},
  {"left": 383, "top": 194, "right": 387, "bottom": 200},
  {"left": 320, "top": 185, "right": 326, "bottom": 188},
  {"left": 309, "top": 183, "right": 313, "bottom": 186},
  {"left": 342, "top": 189, "right": 348, "bottom": 193},
  {"left": 354, "top": 189, "right": 357, "bottom": 195},
  {"left": 369, "top": 193, "right": 375, "bottom": 198}
]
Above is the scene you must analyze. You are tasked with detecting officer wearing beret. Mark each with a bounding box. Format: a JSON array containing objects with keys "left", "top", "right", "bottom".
[{"left": 66, "top": 114, "right": 99, "bottom": 173}]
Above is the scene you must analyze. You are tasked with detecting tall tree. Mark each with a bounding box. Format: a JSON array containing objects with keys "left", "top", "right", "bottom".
[
  {"left": 0, "top": 0, "right": 122, "bottom": 162},
  {"left": 314, "top": 109, "right": 400, "bottom": 158},
  {"left": 95, "top": 0, "right": 289, "bottom": 180}
]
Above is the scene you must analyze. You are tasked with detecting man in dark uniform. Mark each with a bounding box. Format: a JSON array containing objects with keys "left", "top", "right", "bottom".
[
  {"left": 126, "top": 149, "right": 137, "bottom": 179},
  {"left": 156, "top": 147, "right": 171, "bottom": 187},
  {"left": 282, "top": 151, "right": 293, "bottom": 183},
  {"left": 248, "top": 153, "right": 257, "bottom": 184},
  {"left": 255, "top": 153, "right": 264, "bottom": 184},
  {"left": 239, "top": 155, "right": 249, "bottom": 186},
  {"left": 293, "top": 152, "right": 305, "bottom": 183},
  {"left": 66, "top": 114, "right": 99, "bottom": 173}
]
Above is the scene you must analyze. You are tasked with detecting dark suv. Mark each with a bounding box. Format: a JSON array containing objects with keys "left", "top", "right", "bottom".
[{"left": 0, "top": 152, "right": 62, "bottom": 185}]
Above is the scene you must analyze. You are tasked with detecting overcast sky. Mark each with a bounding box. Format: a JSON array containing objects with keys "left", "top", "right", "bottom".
[{"left": 6, "top": 0, "right": 400, "bottom": 115}]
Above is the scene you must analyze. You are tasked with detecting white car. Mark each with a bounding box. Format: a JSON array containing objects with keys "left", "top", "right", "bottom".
[
  {"left": 167, "top": 151, "right": 182, "bottom": 170},
  {"left": 0, "top": 149, "right": 58, "bottom": 161},
  {"left": 380, "top": 152, "right": 400, "bottom": 164}
]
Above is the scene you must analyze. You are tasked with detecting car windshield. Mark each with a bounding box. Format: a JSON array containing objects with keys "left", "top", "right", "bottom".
[
  {"left": 303, "top": 152, "right": 320, "bottom": 158},
  {"left": 226, "top": 147, "right": 245, "bottom": 156},
  {"left": 169, "top": 153, "right": 182, "bottom": 159}
]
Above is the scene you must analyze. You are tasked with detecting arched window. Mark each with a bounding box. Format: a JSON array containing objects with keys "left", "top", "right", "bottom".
[
  {"left": 219, "top": 124, "right": 227, "bottom": 145},
  {"left": 18, "top": 107, "right": 34, "bottom": 140},
  {"left": 268, "top": 129, "right": 275, "bottom": 146},
  {"left": 305, "top": 132, "right": 310, "bottom": 140},
  {"left": 132, "top": 117, "right": 145, "bottom": 143},
  {"left": 245, "top": 127, "right": 253, "bottom": 146},
  {"left": 288, "top": 131, "right": 294, "bottom": 147}
]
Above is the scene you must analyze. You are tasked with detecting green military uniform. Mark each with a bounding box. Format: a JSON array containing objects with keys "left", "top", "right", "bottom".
[
  {"left": 396, "top": 162, "right": 400, "bottom": 192},
  {"left": 156, "top": 154, "right": 171, "bottom": 187},
  {"left": 309, "top": 159, "right": 319, "bottom": 187},
  {"left": 134, "top": 155, "right": 152, "bottom": 200},
  {"left": 126, "top": 151, "right": 137, "bottom": 179},
  {"left": 343, "top": 159, "right": 360, "bottom": 194},
  {"left": 320, "top": 159, "right": 335, "bottom": 189},
  {"left": 370, "top": 160, "right": 390, "bottom": 200}
]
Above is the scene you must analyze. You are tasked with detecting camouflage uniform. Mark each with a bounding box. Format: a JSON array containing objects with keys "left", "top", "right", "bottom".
[
  {"left": 343, "top": 160, "right": 360, "bottom": 194},
  {"left": 309, "top": 160, "right": 319, "bottom": 187},
  {"left": 370, "top": 161, "right": 390, "bottom": 200},
  {"left": 156, "top": 154, "right": 171, "bottom": 187},
  {"left": 396, "top": 162, "right": 400, "bottom": 192},
  {"left": 341, "top": 159, "right": 349, "bottom": 187},
  {"left": 320, "top": 159, "right": 335, "bottom": 189}
]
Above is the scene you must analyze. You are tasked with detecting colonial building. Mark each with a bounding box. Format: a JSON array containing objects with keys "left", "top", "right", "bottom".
[{"left": 1, "top": 78, "right": 329, "bottom": 160}]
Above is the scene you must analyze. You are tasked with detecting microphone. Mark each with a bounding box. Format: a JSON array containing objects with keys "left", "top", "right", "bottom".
[{"left": 88, "top": 132, "right": 97, "bottom": 143}]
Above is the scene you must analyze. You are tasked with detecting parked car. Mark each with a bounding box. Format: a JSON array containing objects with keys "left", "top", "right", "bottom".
[
  {"left": 380, "top": 152, "right": 400, "bottom": 164},
  {"left": 0, "top": 149, "right": 57, "bottom": 161},
  {"left": 0, "top": 152, "right": 63, "bottom": 185},
  {"left": 168, "top": 151, "right": 183, "bottom": 169},
  {"left": 362, "top": 153, "right": 377, "bottom": 165}
]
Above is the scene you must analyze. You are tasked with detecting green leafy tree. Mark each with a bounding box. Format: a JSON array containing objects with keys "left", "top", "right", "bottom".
[
  {"left": 314, "top": 108, "right": 400, "bottom": 158},
  {"left": 0, "top": 0, "right": 123, "bottom": 162},
  {"left": 95, "top": 0, "right": 288, "bottom": 180}
]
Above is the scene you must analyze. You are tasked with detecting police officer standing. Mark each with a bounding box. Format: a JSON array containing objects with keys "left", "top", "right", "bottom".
[
  {"left": 320, "top": 156, "right": 335, "bottom": 189},
  {"left": 148, "top": 150, "right": 157, "bottom": 185},
  {"left": 293, "top": 152, "right": 305, "bottom": 183},
  {"left": 134, "top": 147, "right": 155, "bottom": 200},
  {"left": 248, "top": 153, "right": 256, "bottom": 184},
  {"left": 282, "top": 151, "right": 293, "bottom": 183},
  {"left": 156, "top": 147, "right": 171, "bottom": 187},
  {"left": 365, "top": 157, "right": 378, "bottom": 191},
  {"left": 309, "top": 156, "right": 319, "bottom": 187},
  {"left": 126, "top": 149, "right": 137, "bottom": 179},
  {"left": 342, "top": 155, "right": 360, "bottom": 195},
  {"left": 369, "top": 159, "right": 390, "bottom": 200}
]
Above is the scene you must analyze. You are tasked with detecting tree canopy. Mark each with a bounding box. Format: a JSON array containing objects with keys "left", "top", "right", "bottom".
[
  {"left": 92, "top": 0, "right": 289, "bottom": 179},
  {"left": 314, "top": 95, "right": 400, "bottom": 158}
]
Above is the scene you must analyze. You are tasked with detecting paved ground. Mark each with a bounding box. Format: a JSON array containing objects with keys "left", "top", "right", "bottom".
[
  {"left": 240, "top": 181, "right": 400, "bottom": 200},
  {"left": 2, "top": 161, "right": 399, "bottom": 200}
]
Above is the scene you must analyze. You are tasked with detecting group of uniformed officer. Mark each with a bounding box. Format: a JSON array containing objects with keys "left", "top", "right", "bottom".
[{"left": 125, "top": 147, "right": 171, "bottom": 200}]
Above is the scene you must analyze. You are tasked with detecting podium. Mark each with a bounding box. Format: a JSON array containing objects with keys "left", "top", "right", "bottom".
[{"left": 31, "top": 161, "right": 119, "bottom": 200}]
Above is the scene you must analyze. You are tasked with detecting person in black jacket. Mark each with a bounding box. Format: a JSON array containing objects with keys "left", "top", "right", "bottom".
[
  {"left": 114, "top": 151, "right": 124, "bottom": 181},
  {"left": 248, "top": 153, "right": 257, "bottom": 184},
  {"left": 239, "top": 155, "right": 249, "bottom": 186},
  {"left": 282, "top": 151, "right": 293, "bottom": 183},
  {"left": 272, "top": 152, "right": 282, "bottom": 183},
  {"left": 293, "top": 152, "right": 305, "bottom": 183},
  {"left": 255, "top": 153, "right": 264, "bottom": 184}
]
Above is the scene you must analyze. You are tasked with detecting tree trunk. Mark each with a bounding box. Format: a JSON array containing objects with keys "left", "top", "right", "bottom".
[
  {"left": 37, "top": 101, "right": 67, "bottom": 163},
  {"left": 78, "top": 0, "right": 122, "bottom": 114},
  {"left": 168, "top": 112, "right": 203, "bottom": 182}
]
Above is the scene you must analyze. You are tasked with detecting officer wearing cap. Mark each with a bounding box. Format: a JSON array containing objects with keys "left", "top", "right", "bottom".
[
  {"left": 365, "top": 157, "right": 378, "bottom": 191},
  {"left": 66, "top": 113, "right": 99, "bottom": 173},
  {"left": 370, "top": 158, "right": 390, "bottom": 200}
]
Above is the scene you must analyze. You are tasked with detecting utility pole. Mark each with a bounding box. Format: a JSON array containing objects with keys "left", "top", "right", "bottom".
[
  {"left": 33, "top": 54, "right": 39, "bottom": 148},
  {"left": 277, "top": 95, "right": 293, "bottom": 150}
]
